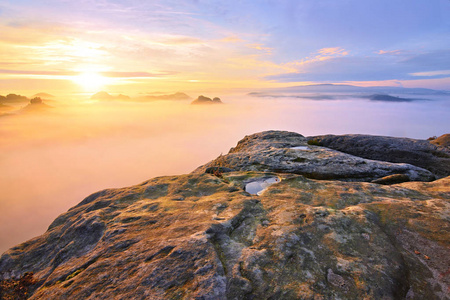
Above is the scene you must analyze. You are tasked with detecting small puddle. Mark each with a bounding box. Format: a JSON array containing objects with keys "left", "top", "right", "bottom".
[
  {"left": 245, "top": 177, "right": 281, "bottom": 195},
  {"left": 290, "top": 146, "right": 309, "bottom": 150}
]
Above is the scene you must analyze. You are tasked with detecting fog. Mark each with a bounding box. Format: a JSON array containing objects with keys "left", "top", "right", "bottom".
[{"left": 1, "top": 94, "right": 449, "bottom": 253}]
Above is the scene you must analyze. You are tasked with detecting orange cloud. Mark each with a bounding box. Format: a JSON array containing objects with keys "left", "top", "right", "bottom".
[{"left": 246, "top": 43, "right": 273, "bottom": 54}]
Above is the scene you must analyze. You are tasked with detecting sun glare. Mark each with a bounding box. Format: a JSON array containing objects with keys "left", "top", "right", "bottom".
[{"left": 73, "top": 72, "right": 111, "bottom": 92}]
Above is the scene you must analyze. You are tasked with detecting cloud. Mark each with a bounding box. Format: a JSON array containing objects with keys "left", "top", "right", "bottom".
[
  {"left": 409, "top": 70, "right": 450, "bottom": 77},
  {"left": 287, "top": 47, "right": 349, "bottom": 68},
  {"left": 219, "top": 36, "right": 244, "bottom": 43},
  {"left": 0, "top": 69, "right": 76, "bottom": 76},
  {"left": 400, "top": 50, "right": 450, "bottom": 71},
  {"left": 246, "top": 43, "right": 273, "bottom": 54},
  {"left": 377, "top": 49, "right": 410, "bottom": 56},
  {"left": 160, "top": 36, "right": 204, "bottom": 45},
  {"left": 101, "top": 71, "right": 178, "bottom": 78},
  {"left": 266, "top": 49, "right": 450, "bottom": 83}
]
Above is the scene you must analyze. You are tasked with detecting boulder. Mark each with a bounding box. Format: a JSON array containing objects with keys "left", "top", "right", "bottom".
[
  {"left": 1, "top": 170, "right": 449, "bottom": 299},
  {"left": 194, "top": 131, "right": 435, "bottom": 182},
  {"left": 307, "top": 134, "right": 450, "bottom": 178}
]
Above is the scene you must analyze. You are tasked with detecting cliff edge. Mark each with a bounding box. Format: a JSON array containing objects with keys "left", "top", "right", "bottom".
[{"left": 1, "top": 131, "right": 449, "bottom": 299}]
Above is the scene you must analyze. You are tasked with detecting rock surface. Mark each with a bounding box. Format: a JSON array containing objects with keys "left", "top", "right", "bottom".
[
  {"left": 430, "top": 134, "right": 450, "bottom": 148},
  {"left": 1, "top": 131, "right": 449, "bottom": 300},
  {"left": 194, "top": 131, "right": 435, "bottom": 182},
  {"left": 307, "top": 134, "right": 450, "bottom": 178}
]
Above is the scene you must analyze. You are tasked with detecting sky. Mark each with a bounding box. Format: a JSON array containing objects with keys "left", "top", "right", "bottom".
[{"left": 0, "top": 0, "right": 449, "bottom": 96}]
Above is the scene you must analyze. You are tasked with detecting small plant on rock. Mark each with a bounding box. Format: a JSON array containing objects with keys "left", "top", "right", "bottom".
[{"left": 307, "top": 139, "right": 321, "bottom": 146}]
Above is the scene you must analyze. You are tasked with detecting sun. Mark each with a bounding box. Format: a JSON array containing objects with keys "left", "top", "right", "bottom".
[{"left": 72, "top": 72, "right": 111, "bottom": 92}]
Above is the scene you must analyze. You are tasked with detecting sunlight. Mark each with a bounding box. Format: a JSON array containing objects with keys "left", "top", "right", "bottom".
[{"left": 72, "top": 72, "right": 112, "bottom": 92}]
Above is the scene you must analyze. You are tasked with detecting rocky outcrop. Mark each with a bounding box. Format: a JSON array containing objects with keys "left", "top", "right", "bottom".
[
  {"left": 430, "top": 134, "right": 450, "bottom": 147},
  {"left": 307, "top": 134, "right": 450, "bottom": 178},
  {"left": 194, "top": 131, "right": 435, "bottom": 182},
  {"left": 1, "top": 131, "right": 449, "bottom": 299},
  {"left": 1, "top": 172, "right": 449, "bottom": 299},
  {"left": 191, "top": 95, "right": 223, "bottom": 105},
  {"left": 21, "top": 98, "right": 52, "bottom": 113},
  {"left": 0, "top": 94, "right": 29, "bottom": 103}
]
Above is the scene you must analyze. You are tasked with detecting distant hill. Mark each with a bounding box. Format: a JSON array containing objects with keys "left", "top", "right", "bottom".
[
  {"left": 33, "top": 92, "right": 55, "bottom": 98},
  {"left": 21, "top": 97, "right": 52, "bottom": 112},
  {"left": 91, "top": 91, "right": 115, "bottom": 101},
  {"left": 366, "top": 94, "right": 415, "bottom": 102},
  {"left": 250, "top": 83, "right": 449, "bottom": 96},
  {"left": 0, "top": 94, "right": 29, "bottom": 103},
  {"left": 139, "top": 92, "right": 191, "bottom": 101},
  {"left": 191, "top": 95, "right": 223, "bottom": 105},
  {"left": 91, "top": 91, "right": 191, "bottom": 102}
]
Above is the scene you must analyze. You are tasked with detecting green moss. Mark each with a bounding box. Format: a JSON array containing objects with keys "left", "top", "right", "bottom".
[
  {"left": 307, "top": 139, "right": 321, "bottom": 146},
  {"left": 65, "top": 268, "right": 84, "bottom": 281}
]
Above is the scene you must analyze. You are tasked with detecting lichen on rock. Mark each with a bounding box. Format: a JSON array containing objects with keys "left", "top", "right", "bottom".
[{"left": 1, "top": 130, "right": 449, "bottom": 299}]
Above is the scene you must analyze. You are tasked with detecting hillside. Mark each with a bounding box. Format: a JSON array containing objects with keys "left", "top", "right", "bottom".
[{"left": 0, "top": 131, "right": 449, "bottom": 299}]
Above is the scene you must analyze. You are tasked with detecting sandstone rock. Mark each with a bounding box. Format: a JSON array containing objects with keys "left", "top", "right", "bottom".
[
  {"left": 307, "top": 134, "right": 450, "bottom": 178},
  {"left": 371, "top": 173, "right": 410, "bottom": 185},
  {"left": 205, "top": 166, "right": 235, "bottom": 174},
  {"left": 194, "top": 131, "right": 435, "bottom": 182},
  {"left": 1, "top": 171, "right": 448, "bottom": 299},
  {"left": 430, "top": 134, "right": 450, "bottom": 147},
  {"left": 1, "top": 131, "right": 449, "bottom": 299}
]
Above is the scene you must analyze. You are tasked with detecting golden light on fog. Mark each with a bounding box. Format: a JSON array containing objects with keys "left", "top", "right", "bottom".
[{"left": 72, "top": 72, "right": 111, "bottom": 92}]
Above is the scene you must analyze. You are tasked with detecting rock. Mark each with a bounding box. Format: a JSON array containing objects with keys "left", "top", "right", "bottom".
[
  {"left": 191, "top": 95, "right": 223, "bottom": 105},
  {"left": 1, "top": 131, "right": 449, "bottom": 299},
  {"left": 371, "top": 173, "right": 410, "bottom": 185},
  {"left": 1, "top": 170, "right": 449, "bottom": 299},
  {"left": 307, "top": 134, "right": 450, "bottom": 178},
  {"left": 194, "top": 131, "right": 435, "bottom": 182},
  {"left": 205, "top": 167, "right": 235, "bottom": 174},
  {"left": 430, "top": 134, "right": 450, "bottom": 147}
]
